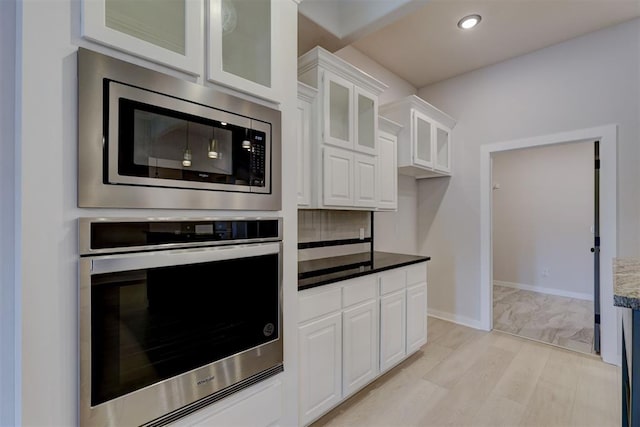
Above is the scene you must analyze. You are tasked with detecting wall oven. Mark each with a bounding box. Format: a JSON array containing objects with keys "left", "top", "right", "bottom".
[
  {"left": 78, "top": 48, "right": 281, "bottom": 210},
  {"left": 79, "top": 217, "right": 283, "bottom": 426}
]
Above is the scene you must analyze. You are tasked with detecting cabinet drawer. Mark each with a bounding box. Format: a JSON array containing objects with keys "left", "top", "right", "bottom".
[
  {"left": 299, "top": 286, "right": 342, "bottom": 323},
  {"left": 407, "top": 263, "right": 427, "bottom": 285},
  {"left": 379, "top": 269, "right": 407, "bottom": 295},
  {"left": 343, "top": 275, "right": 377, "bottom": 308}
]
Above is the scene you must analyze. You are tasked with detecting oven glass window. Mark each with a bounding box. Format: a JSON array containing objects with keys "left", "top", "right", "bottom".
[
  {"left": 117, "top": 98, "right": 267, "bottom": 188},
  {"left": 90, "top": 253, "right": 279, "bottom": 406}
]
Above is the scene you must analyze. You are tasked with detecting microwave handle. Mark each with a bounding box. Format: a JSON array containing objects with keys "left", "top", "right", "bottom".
[{"left": 89, "top": 242, "right": 281, "bottom": 275}]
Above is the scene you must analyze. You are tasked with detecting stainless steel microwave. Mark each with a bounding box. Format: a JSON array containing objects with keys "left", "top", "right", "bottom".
[{"left": 78, "top": 48, "right": 281, "bottom": 210}]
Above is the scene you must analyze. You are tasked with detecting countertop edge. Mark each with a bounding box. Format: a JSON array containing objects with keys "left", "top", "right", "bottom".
[
  {"left": 613, "top": 257, "right": 640, "bottom": 309},
  {"left": 298, "top": 256, "right": 430, "bottom": 292}
]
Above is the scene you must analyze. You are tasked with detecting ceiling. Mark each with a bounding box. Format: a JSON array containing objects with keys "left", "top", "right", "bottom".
[{"left": 299, "top": 0, "right": 640, "bottom": 88}]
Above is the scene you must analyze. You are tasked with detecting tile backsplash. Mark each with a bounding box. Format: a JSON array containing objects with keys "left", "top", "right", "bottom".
[{"left": 298, "top": 210, "right": 372, "bottom": 261}]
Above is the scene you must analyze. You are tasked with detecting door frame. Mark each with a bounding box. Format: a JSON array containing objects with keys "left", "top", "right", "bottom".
[{"left": 479, "top": 124, "right": 618, "bottom": 365}]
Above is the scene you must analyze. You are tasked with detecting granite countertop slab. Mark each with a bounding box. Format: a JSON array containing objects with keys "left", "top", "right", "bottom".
[
  {"left": 298, "top": 251, "right": 430, "bottom": 291},
  {"left": 614, "top": 258, "right": 640, "bottom": 309}
]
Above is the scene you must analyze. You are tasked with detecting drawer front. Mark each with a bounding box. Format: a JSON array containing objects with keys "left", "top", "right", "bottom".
[
  {"left": 299, "top": 286, "right": 342, "bottom": 323},
  {"left": 379, "top": 269, "right": 407, "bottom": 295},
  {"left": 407, "top": 263, "right": 427, "bottom": 285},
  {"left": 343, "top": 275, "right": 377, "bottom": 308}
]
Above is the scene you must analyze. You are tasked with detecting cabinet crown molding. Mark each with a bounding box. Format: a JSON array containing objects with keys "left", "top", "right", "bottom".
[
  {"left": 380, "top": 95, "right": 456, "bottom": 129},
  {"left": 298, "top": 46, "right": 388, "bottom": 95},
  {"left": 378, "top": 116, "right": 403, "bottom": 136},
  {"left": 297, "top": 81, "right": 318, "bottom": 102}
]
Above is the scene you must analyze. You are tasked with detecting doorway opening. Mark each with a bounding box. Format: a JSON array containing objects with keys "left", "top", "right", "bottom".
[
  {"left": 490, "top": 140, "right": 596, "bottom": 354},
  {"left": 479, "top": 125, "right": 617, "bottom": 364}
]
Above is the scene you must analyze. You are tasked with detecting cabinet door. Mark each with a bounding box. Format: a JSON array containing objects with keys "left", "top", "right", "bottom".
[
  {"left": 380, "top": 290, "right": 406, "bottom": 373},
  {"left": 297, "top": 96, "right": 312, "bottom": 206},
  {"left": 354, "top": 87, "right": 378, "bottom": 155},
  {"left": 82, "top": 0, "right": 203, "bottom": 75},
  {"left": 434, "top": 124, "right": 451, "bottom": 174},
  {"left": 354, "top": 153, "right": 377, "bottom": 208},
  {"left": 412, "top": 111, "right": 433, "bottom": 169},
  {"left": 377, "top": 131, "right": 397, "bottom": 210},
  {"left": 323, "top": 71, "right": 354, "bottom": 150},
  {"left": 323, "top": 146, "right": 353, "bottom": 207},
  {"left": 208, "top": 0, "right": 280, "bottom": 102},
  {"left": 406, "top": 282, "right": 427, "bottom": 354},
  {"left": 343, "top": 300, "right": 379, "bottom": 398},
  {"left": 299, "top": 313, "right": 342, "bottom": 426}
]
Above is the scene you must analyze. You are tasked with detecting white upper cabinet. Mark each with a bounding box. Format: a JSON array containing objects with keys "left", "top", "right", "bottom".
[
  {"left": 298, "top": 47, "right": 388, "bottom": 210},
  {"left": 207, "top": 0, "right": 282, "bottom": 103},
  {"left": 81, "top": 0, "right": 203, "bottom": 75},
  {"left": 380, "top": 95, "right": 456, "bottom": 179}
]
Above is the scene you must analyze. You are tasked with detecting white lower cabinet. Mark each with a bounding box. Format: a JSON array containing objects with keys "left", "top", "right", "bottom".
[
  {"left": 406, "top": 282, "right": 428, "bottom": 354},
  {"left": 299, "top": 312, "right": 342, "bottom": 426},
  {"left": 298, "top": 262, "right": 428, "bottom": 425},
  {"left": 343, "top": 300, "right": 379, "bottom": 397}
]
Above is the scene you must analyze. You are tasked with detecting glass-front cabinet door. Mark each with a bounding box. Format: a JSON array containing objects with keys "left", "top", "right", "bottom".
[
  {"left": 323, "top": 71, "right": 354, "bottom": 150},
  {"left": 81, "top": 0, "right": 203, "bottom": 75},
  {"left": 208, "top": 0, "right": 280, "bottom": 103},
  {"left": 434, "top": 125, "right": 451, "bottom": 173},
  {"left": 412, "top": 111, "right": 433, "bottom": 168},
  {"left": 354, "top": 87, "right": 378, "bottom": 155}
]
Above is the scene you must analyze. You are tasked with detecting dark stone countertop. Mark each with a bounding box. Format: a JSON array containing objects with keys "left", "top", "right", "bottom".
[{"left": 298, "top": 251, "right": 430, "bottom": 291}]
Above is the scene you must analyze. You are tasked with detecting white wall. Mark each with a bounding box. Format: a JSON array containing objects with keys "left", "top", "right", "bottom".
[
  {"left": 492, "top": 142, "right": 594, "bottom": 300},
  {"left": 1, "top": 0, "right": 17, "bottom": 425},
  {"left": 17, "top": 0, "right": 299, "bottom": 425},
  {"left": 334, "top": 46, "right": 420, "bottom": 254},
  {"left": 417, "top": 19, "right": 640, "bottom": 324}
]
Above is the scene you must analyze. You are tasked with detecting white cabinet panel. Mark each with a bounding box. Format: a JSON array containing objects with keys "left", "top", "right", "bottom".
[
  {"left": 354, "top": 87, "right": 378, "bottom": 155},
  {"left": 354, "top": 153, "right": 377, "bottom": 207},
  {"left": 377, "top": 131, "right": 397, "bottom": 210},
  {"left": 434, "top": 124, "right": 451, "bottom": 173},
  {"left": 343, "top": 300, "right": 378, "bottom": 398},
  {"left": 297, "top": 82, "right": 317, "bottom": 208},
  {"left": 299, "top": 313, "right": 342, "bottom": 426},
  {"left": 380, "top": 290, "right": 406, "bottom": 373},
  {"left": 208, "top": 0, "right": 282, "bottom": 102},
  {"left": 169, "top": 377, "right": 282, "bottom": 427},
  {"left": 406, "top": 282, "right": 428, "bottom": 354},
  {"left": 323, "top": 146, "right": 353, "bottom": 206},
  {"left": 81, "top": 0, "right": 203, "bottom": 74},
  {"left": 413, "top": 111, "right": 433, "bottom": 168},
  {"left": 323, "top": 71, "right": 354, "bottom": 149}
]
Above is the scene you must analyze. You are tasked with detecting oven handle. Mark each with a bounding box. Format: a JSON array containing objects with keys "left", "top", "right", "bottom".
[{"left": 89, "top": 242, "right": 281, "bottom": 275}]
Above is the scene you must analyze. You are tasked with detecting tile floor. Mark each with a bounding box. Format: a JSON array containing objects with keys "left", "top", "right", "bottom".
[{"left": 493, "top": 284, "right": 594, "bottom": 354}]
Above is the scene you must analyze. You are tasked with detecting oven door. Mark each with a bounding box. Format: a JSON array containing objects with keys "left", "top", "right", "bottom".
[{"left": 79, "top": 242, "right": 282, "bottom": 427}]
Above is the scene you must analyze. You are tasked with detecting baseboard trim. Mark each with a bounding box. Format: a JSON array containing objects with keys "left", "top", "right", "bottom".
[
  {"left": 494, "top": 280, "right": 593, "bottom": 301},
  {"left": 428, "top": 309, "right": 486, "bottom": 331}
]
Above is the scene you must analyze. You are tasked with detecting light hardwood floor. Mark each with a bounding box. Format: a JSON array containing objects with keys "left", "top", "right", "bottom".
[{"left": 312, "top": 317, "right": 620, "bottom": 427}]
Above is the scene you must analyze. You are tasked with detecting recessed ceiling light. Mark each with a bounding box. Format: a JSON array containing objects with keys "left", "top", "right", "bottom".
[{"left": 458, "top": 14, "right": 482, "bottom": 30}]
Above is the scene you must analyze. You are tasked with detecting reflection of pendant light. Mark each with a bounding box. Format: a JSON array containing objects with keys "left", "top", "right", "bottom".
[
  {"left": 182, "top": 122, "right": 192, "bottom": 167},
  {"left": 242, "top": 122, "right": 251, "bottom": 150},
  {"left": 208, "top": 126, "right": 219, "bottom": 159}
]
